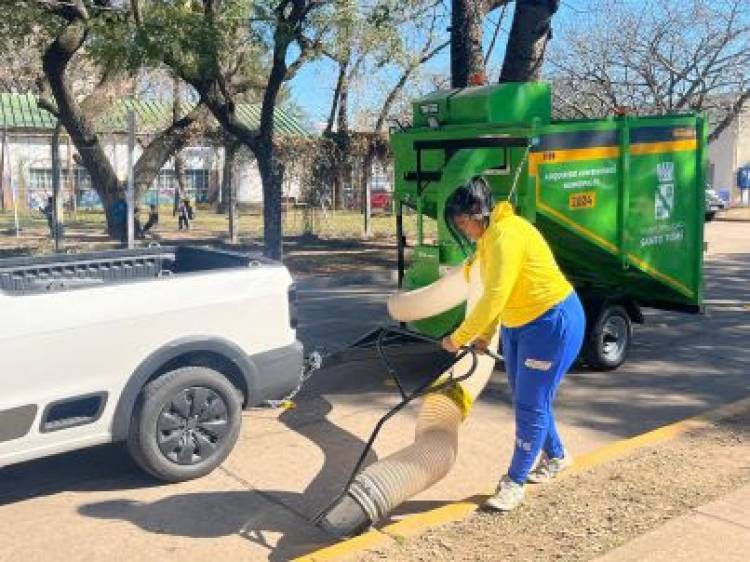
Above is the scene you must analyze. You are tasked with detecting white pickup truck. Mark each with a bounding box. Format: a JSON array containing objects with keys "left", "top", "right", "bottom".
[{"left": 0, "top": 246, "right": 302, "bottom": 482}]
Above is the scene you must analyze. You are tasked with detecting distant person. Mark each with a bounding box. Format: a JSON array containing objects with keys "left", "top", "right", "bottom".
[
  {"left": 41, "top": 196, "right": 54, "bottom": 237},
  {"left": 141, "top": 204, "right": 159, "bottom": 236},
  {"left": 178, "top": 198, "right": 193, "bottom": 230},
  {"left": 110, "top": 198, "right": 128, "bottom": 243},
  {"left": 134, "top": 206, "right": 143, "bottom": 239}
]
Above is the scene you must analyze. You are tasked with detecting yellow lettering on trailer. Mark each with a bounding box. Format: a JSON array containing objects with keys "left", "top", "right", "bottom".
[
  {"left": 569, "top": 191, "right": 597, "bottom": 210},
  {"left": 529, "top": 146, "right": 620, "bottom": 175}
]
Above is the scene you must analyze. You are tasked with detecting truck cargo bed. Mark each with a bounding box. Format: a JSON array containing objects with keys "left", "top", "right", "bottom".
[{"left": 0, "top": 246, "right": 271, "bottom": 294}]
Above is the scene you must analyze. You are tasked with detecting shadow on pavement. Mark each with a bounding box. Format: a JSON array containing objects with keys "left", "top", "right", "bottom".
[
  {"left": 481, "top": 252, "right": 750, "bottom": 439},
  {"left": 77, "top": 396, "right": 370, "bottom": 561},
  {"left": 0, "top": 444, "right": 161, "bottom": 506},
  {"left": 76, "top": 343, "right": 462, "bottom": 559}
]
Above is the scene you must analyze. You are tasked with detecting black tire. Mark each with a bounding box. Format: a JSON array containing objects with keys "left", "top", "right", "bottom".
[
  {"left": 583, "top": 305, "right": 632, "bottom": 371},
  {"left": 127, "top": 366, "right": 243, "bottom": 482}
]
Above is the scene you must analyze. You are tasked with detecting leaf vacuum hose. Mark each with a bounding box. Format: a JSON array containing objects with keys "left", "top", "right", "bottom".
[{"left": 319, "top": 261, "right": 498, "bottom": 537}]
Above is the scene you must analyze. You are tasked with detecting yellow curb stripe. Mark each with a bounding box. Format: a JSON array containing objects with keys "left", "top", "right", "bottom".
[
  {"left": 293, "top": 529, "right": 394, "bottom": 561},
  {"left": 566, "top": 395, "right": 750, "bottom": 479},
  {"left": 381, "top": 500, "right": 480, "bottom": 539},
  {"left": 563, "top": 419, "right": 707, "bottom": 478},
  {"left": 296, "top": 395, "right": 750, "bottom": 561}
]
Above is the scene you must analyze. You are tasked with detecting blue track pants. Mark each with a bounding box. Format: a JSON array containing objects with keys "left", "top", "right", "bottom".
[{"left": 501, "top": 291, "right": 586, "bottom": 484}]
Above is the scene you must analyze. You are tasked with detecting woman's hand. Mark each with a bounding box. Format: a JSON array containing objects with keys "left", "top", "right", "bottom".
[
  {"left": 441, "top": 336, "right": 459, "bottom": 354},
  {"left": 471, "top": 338, "right": 489, "bottom": 354}
]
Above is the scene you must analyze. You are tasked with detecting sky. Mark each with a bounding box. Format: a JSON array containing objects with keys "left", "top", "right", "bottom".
[{"left": 286, "top": 0, "right": 598, "bottom": 128}]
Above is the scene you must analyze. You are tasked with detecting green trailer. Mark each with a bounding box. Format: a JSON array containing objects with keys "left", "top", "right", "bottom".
[{"left": 391, "top": 83, "right": 706, "bottom": 370}]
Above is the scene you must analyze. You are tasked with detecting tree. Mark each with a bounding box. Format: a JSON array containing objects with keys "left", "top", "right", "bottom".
[
  {"left": 451, "top": 0, "right": 487, "bottom": 87},
  {"left": 446, "top": 0, "right": 561, "bottom": 86},
  {"left": 318, "top": 0, "right": 450, "bottom": 235},
  {"left": 0, "top": 3, "right": 43, "bottom": 92},
  {"left": 549, "top": 0, "right": 750, "bottom": 141},
  {"left": 126, "top": 0, "right": 330, "bottom": 260},
  {"left": 0, "top": 1, "right": 207, "bottom": 237},
  {"left": 499, "top": 0, "right": 560, "bottom": 82}
]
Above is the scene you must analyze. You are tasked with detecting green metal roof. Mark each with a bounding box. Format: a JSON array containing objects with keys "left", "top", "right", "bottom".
[{"left": 0, "top": 93, "right": 309, "bottom": 136}]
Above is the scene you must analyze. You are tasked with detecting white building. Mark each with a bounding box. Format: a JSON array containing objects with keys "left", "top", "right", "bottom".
[
  {"left": 708, "top": 102, "right": 750, "bottom": 206},
  {"left": 0, "top": 94, "right": 309, "bottom": 211}
]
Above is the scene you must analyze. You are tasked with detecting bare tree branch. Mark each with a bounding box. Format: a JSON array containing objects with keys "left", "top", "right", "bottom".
[{"left": 708, "top": 88, "right": 750, "bottom": 142}]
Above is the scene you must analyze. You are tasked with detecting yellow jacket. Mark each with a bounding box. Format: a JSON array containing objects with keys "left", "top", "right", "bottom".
[{"left": 450, "top": 201, "right": 573, "bottom": 347}]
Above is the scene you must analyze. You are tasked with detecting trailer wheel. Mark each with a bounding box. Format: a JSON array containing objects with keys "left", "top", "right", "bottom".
[
  {"left": 583, "top": 305, "right": 632, "bottom": 371},
  {"left": 127, "top": 366, "right": 242, "bottom": 482}
]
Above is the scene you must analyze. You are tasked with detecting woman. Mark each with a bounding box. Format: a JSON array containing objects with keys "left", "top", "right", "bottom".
[{"left": 441, "top": 177, "right": 586, "bottom": 512}]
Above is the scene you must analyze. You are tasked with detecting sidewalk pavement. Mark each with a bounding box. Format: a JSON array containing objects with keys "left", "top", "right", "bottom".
[
  {"left": 717, "top": 207, "right": 750, "bottom": 221},
  {"left": 597, "top": 482, "right": 750, "bottom": 562}
]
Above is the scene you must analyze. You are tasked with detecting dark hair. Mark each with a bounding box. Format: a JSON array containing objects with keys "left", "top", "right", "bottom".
[{"left": 444, "top": 176, "right": 493, "bottom": 255}]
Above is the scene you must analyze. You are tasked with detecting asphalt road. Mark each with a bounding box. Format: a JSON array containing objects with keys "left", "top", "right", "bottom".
[{"left": 0, "top": 220, "right": 747, "bottom": 561}]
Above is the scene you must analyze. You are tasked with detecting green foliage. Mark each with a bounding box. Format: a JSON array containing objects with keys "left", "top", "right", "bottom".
[{"left": 0, "top": 1, "right": 62, "bottom": 87}]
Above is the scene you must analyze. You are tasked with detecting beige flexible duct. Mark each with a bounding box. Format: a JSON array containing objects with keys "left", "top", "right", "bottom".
[
  {"left": 386, "top": 264, "right": 467, "bottom": 322},
  {"left": 319, "top": 260, "right": 498, "bottom": 536}
]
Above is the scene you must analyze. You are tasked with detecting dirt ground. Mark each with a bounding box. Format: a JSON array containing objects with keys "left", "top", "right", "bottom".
[
  {"left": 0, "top": 211, "right": 399, "bottom": 277},
  {"left": 358, "top": 406, "right": 750, "bottom": 562}
]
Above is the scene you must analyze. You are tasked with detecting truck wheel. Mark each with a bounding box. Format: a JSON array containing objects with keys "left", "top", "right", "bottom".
[
  {"left": 127, "top": 366, "right": 242, "bottom": 482},
  {"left": 583, "top": 305, "right": 632, "bottom": 371}
]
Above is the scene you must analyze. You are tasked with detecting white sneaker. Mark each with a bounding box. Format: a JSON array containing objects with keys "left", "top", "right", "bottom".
[
  {"left": 483, "top": 476, "right": 525, "bottom": 512},
  {"left": 526, "top": 450, "right": 573, "bottom": 484}
]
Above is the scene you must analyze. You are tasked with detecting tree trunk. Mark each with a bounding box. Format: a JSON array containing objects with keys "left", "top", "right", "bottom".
[
  {"left": 174, "top": 152, "right": 187, "bottom": 207},
  {"left": 451, "top": 0, "right": 487, "bottom": 87},
  {"left": 66, "top": 135, "right": 76, "bottom": 215},
  {"left": 499, "top": 0, "right": 560, "bottom": 82},
  {"left": 218, "top": 140, "right": 230, "bottom": 214},
  {"left": 257, "top": 145, "right": 283, "bottom": 261},
  {"left": 131, "top": 103, "right": 205, "bottom": 202},
  {"left": 221, "top": 139, "right": 239, "bottom": 243},
  {"left": 173, "top": 2, "right": 309, "bottom": 259},
  {"left": 0, "top": 126, "right": 6, "bottom": 212},
  {"left": 171, "top": 76, "right": 188, "bottom": 211},
  {"left": 43, "top": 16, "right": 206, "bottom": 237},
  {"left": 325, "top": 61, "right": 347, "bottom": 136},
  {"left": 42, "top": 19, "right": 121, "bottom": 234},
  {"left": 361, "top": 150, "right": 374, "bottom": 238}
]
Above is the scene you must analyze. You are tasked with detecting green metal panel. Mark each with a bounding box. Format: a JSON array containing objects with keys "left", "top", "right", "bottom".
[
  {"left": 403, "top": 245, "right": 465, "bottom": 337},
  {"left": 412, "top": 83, "right": 551, "bottom": 129},
  {"left": 530, "top": 127, "right": 621, "bottom": 258},
  {"left": 623, "top": 116, "right": 703, "bottom": 302},
  {"left": 392, "top": 84, "right": 704, "bottom": 336}
]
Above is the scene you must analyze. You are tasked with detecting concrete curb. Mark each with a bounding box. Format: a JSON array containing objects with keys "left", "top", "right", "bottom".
[{"left": 293, "top": 394, "right": 750, "bottom": 561}]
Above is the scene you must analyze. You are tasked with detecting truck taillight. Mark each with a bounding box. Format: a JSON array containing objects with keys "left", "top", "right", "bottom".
[{"left": 288, "top": 284, "right": 298, "bottom": 329}]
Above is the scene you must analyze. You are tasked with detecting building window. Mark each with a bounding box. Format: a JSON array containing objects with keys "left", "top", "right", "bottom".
[
  {"left": 185, "top": 169, "right": 210, "bottom": 203},
  {"left": 370, "top": 164, "right": 392, "bottom": 192},
  {"left": 146, "top": 169, "right": 210, "bottom": 205},
  {"left": 73, "top": 167, "right": 99, "bottom": 208},
  {"left": 28, "top": 167, "right": 95, "bottom": 208}
]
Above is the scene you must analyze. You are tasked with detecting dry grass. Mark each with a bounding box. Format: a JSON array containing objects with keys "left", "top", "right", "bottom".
[
  {"left": 359, "top": 409, "right": 750, "bottom": 562},
  {"left": 0, "top": 205, "right": 437, "bottom": 262}
]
